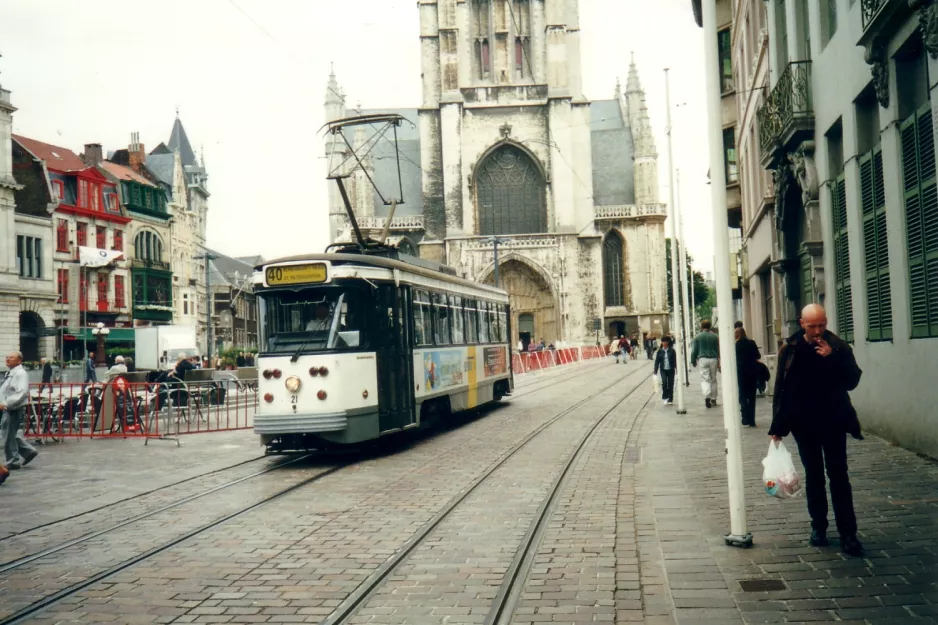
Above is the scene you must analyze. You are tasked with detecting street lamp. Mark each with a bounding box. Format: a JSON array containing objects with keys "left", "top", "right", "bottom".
[
  {"left": 91, "top": 322, "right": 110, "bottom": 366},
  {"left": 484, "top": 236, "right": 510, "bottom": 288}
]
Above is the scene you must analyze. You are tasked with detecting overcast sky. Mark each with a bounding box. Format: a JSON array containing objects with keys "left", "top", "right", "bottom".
[{"left": 1, "top": 0, "right": 716, "bottom": 271}]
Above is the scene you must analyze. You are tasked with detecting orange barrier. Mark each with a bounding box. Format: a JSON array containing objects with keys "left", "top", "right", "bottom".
[
  {"left": 511, "top": 345, "right": 606, "bottom": 375},
  {"left": 23, "top": 378, "right": 257, "bottom": 441}
]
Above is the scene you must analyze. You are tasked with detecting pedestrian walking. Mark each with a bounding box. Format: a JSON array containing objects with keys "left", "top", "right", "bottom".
[
  {"left": 653, "top": 336, "right": 677, "bottom": 406},
  {"left": 735, "top": 326, "right": 761, "bottom": 427},
  {"left": 84, "top": 351, "right": 97, "bottom": 384},
  {"left": 768, "top": 304, "right": 864, "bottom": 557},
  {"left": 38, "top": 357, "right": 53, "bottom": 395},
  {"left": 690, "top": 319, "right": 720, "bottom": 408},
  {"left": 1, "top": 351, "right": 39, "bottom": 478},
  {"left": 630, "top": 336, "right": 639, "bottom": 360},
  {"left": 609, "top": 336, "right": 621, "bottom": 363}
]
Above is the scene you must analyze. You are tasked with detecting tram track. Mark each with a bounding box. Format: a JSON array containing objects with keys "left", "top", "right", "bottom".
[
  {"left": 0, "top": 453, "right": 274, "bottom": 543},
  {"left": 0, "top": 365, "right": 642, "bottom": 625},
  {"left": 320, "top": 365, "right": 653, "bottom": 625}
]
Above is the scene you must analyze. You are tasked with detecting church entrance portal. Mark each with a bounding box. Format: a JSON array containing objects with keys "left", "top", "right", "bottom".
[{"left": 484, "top": 259, "right": 557, "bottom": 347}]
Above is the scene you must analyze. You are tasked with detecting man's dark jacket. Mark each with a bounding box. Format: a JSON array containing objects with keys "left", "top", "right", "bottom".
[
  {"left": 42, "top": 361, "right": 53, "bottom": 384},
  {"left": 768, "top": 329, "right": 863, "bottom": 439},
  {"left": 653, "top": 347, "right": 677, "bottom": 375}
]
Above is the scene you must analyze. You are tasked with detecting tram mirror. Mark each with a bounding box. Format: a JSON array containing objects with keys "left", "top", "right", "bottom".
[{"left": 338, "top": 331, "right": 360, "bottom": 348}]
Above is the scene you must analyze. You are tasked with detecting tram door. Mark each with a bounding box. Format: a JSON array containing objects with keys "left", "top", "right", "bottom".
[{"left": 376, "top": 284, "right": 416, "bottom": 433}]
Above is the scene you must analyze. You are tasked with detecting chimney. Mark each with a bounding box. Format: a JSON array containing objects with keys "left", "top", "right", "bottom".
[
  {"left": 128, "top": 132, "right": 146, "bottom": 173},
  {"left": 82, "top": 143, "right": 103, "bottom": 166}
]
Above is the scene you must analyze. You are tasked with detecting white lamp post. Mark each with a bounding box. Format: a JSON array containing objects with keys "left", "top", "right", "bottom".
[{"left": 91, "top": 322, "right": 110, "bottom": 366}]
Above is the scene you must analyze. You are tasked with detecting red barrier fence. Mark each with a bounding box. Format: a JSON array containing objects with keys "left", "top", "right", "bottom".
[
  {"left": 23, "top": 378, "right": 258, "bottom": 442},
  {"left": 511, "top": 345, "right": 606, "bottom": 375}
]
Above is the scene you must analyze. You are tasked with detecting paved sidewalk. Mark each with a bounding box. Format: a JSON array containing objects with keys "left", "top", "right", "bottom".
[{"left": 633, "top": 370, "right": 938, "bottom": 624}]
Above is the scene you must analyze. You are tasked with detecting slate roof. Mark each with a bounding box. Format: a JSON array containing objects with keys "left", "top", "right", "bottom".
[
  {"left": 168, "top": 117, "right": 198, "bottom": 168},
  {"left": 206, "top": 248, "right": 255, "bottom": 288},
  {"left": 146, "top": 153, "right": 175, "bottom": 187},
  {"left": 13, "top": 135, "right": 87, "bottom": 172},
  {"left": 590, "top": 99, "right": 635, "bottom": 206}
]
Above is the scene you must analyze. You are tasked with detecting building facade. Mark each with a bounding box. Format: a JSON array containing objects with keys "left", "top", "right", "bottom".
[
  {"left": 13, "top": 134, "right": 132, "bottom": 361},
  {"left": 147, "top": 116, "right": 210, "bottom": 355},
  {"left": 207, "top": 250, "right": 258, "bottom": 352},
  {"left": 98, "top": 138, "right": 174, "bottom": 328},
  {"left": 0, "top": 85, "right": 57, "bottom": 363},
  {"left": 326, "top": 0, "right": 670, "bottom": 346},
  {"left": 711, "top": 0, "right": 938, "bottom": 457},
  {"left": 731, "top": 0, "right": 779, "bottom": 359}
]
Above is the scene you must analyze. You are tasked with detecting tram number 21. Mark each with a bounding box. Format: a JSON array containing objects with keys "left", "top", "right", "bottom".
[{"left": 290, "top": 396, "right": 298, "bottom": 404}]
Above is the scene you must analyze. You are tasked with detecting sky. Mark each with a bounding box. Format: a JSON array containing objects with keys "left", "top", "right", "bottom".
[{"left": 1, "top": 0, "right": 716, "bottom": 272}]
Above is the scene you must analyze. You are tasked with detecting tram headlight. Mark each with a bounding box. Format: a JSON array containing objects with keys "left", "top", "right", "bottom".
[
  {"left": 309, "top": 366, "right": 319, "bottom": 377},
  {"left": 285, "top": 376, "right": 301, "bottom": 393},
  {"left": 317, "top": 390, "right": 327, "bottom": 400},
  {"left": 262, "top": 369, "right": 273, "bottom": 380},
  {"left": 318, "top": 366, "right": 329, "bottom": 377},
  {"left": 272, "top": 369, "right": 282, "bottom": 379}
]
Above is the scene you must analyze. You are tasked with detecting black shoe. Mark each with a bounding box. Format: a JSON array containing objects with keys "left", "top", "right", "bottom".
[
  {"left": 23, "top": 451, "right": 37, "bottom": 466},
  {"left": 809, "top": 530, "right": 829, "bottom": 547},
  {"left": 841, "top": 535, "right": 864, "bottom": 557},
  {"left": 705, "top": 398, "right": 711, "bottom": 408}
]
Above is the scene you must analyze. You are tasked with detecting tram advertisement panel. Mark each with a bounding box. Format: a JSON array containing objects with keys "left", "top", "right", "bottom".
[
  {"left": 422, "top": 350, "right": 465, "bottom": 391},
  {"left": 483, "top": 346, "right": 507, "bottom": 377}
]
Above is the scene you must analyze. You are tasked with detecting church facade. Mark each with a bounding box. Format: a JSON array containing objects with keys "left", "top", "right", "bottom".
[{"left": 325, "top": 0, "right": 668, "bottom": 347}]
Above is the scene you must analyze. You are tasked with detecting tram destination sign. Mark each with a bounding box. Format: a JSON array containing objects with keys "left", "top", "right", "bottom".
[{"left": 265, "top": 263, "right": 329, "bottom": 287}]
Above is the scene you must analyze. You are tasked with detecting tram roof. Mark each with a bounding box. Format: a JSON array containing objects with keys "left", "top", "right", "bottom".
[{"left": 257, "top": 253, "right": 509, "bottom": 299}]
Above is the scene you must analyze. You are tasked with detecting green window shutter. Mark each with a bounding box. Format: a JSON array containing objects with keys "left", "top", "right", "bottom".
[
  {"left": 860, "top": 148, "right": 892, "bottom": 341},
  {"left": 902, "top": 103, "right": 938, "bottom": 338},
  {"left": 831, "top": 175, "right": 853, "bottom": 342}
]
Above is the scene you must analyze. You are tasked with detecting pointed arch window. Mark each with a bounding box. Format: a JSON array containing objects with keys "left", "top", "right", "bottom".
[
  {"left": 476, "top": 145, "right": 547, "bottom": 235},
  {"left": 603, "top": 231, "right": 625, "bottom": 308},
  {"left": 474, "top": 0, "right": 492, "bottom": 80}
]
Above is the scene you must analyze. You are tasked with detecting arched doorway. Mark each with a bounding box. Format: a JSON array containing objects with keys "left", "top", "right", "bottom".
[
  {"left": 475, "top": 144, "right": 547, "bottom": 235},
  {"left": 483, "top": 259, "right": 557, "bottom": 346},
  {"left": 609, "top": 321, "right": 625, "bottom": 340},
  {"left": 518, "top": 314, "right": 534, "bottom": 351},
  {"left": 19, "top": 311, "right": 43, "bottom": 362}
]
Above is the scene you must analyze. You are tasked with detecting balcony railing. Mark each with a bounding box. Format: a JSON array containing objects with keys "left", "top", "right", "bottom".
[
  {"left": 758, "top": 61, "right": 814, "bottom": 159},
  {"left": 861, "top": 0, "right": 887, "bottom": 29},
  {"left": 595, "top": 204, "right": 668, "bottom": 220}
]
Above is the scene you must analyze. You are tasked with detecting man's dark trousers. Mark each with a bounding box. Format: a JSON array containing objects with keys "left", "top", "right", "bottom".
[
  {"left": 793, "top": 429, "right": 857, "bottom": 537},
  {"left": 660, "top": 370, "right": 675, "bottom": 403}
]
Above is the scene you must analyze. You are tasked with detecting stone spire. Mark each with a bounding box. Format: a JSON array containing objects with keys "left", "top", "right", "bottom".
[
  {"left": 325, "top": 64, "right": 347, "bottom": 122},
  {"left": 623, "top": 56, "right": 659, "bottom": 204}
]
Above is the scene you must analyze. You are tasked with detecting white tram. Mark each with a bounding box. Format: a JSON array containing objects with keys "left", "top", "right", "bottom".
[{"left": 252, "top": 250, "right": 513, "bottom": 452}]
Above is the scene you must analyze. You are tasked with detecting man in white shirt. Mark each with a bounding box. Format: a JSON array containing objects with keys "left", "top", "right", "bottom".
[
  {"left": 104, "top": 355, "right": 128, "bottom": 383},
  {"left": 0, "top": 351, "right": 39, "bottom": 480}
]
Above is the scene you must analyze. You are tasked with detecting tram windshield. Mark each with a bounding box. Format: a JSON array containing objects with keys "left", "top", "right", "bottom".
[{"left": 259, "top": 286, "right": 365, "bottom": 354}]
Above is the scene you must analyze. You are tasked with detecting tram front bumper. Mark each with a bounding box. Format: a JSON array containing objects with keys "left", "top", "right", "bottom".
[{"left": 254, "top": 411, "right": 347, "bottom": 435}]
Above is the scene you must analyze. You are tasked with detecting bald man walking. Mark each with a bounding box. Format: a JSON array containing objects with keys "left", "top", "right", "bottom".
[{"left": 769, "top": 304, "right": 864, "bottom": 556}]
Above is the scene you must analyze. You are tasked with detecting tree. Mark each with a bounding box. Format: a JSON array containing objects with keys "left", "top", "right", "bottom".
[{"left": 665, "top": 238, "right": 709, "bottom": 316}]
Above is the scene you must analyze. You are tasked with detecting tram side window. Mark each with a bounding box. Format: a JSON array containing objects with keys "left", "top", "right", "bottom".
[
  {"left": 414, "top": 289, "right": 433, "bottom": 347},
  {"left": 433, "top": 292, "right": 451, "bottom": 345},
  {"left": 478, "top": 301, "right": 490, "bottom": 344},
  {"left": 451, "top": 295, "right": 465, "bottom": 344},
  {"left": 465, "top": 298, "right": 479, "bottom": 343},
  {"left": 497, "top": 305, "right": 508, "bottom": 343},
  {"left": 489, "top": 305, "right": 500, "bottom": 342}
]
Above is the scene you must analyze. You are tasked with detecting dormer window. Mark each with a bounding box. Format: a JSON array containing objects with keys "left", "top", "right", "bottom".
[
  {"left": 78, "top": 180, "right": 89, "bottom": 208},
  {"left": 51, "top": 179, "right": 64, "bottom": 202}
]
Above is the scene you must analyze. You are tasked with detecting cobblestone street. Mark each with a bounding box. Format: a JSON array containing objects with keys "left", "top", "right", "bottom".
[{"left": 1, "top": 359, "right": 936, "bottom": 624}]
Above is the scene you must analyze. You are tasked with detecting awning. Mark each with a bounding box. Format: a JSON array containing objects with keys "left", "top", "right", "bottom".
[{"left": 64, "top": 328, "right": 136, "bottom": 342}]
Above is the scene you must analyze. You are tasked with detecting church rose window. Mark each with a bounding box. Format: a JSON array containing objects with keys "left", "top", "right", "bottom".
[
  {"left": 476, "top": 145, "right": 547, "bottom": 235},
  {"left": 603, "top": 230, "right": 625, "bottom": 308}
]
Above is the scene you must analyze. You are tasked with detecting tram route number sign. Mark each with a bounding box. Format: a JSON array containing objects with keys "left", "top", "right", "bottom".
[{"left": 265, "top": 263, "right": 328, "bottom": 286}]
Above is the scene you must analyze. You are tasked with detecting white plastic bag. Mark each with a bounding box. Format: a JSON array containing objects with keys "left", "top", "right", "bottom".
[
  {"left": 653, "top": 375, "right": 661, "bottom": 394},
  {"left": 762, "top": 440, "right": 802, "bottom": 499}
]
